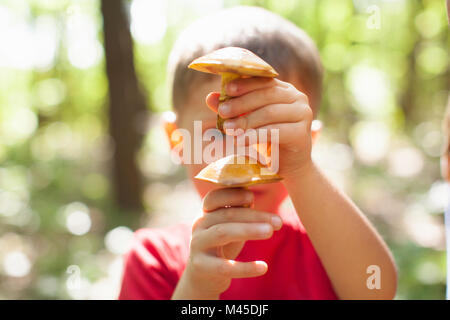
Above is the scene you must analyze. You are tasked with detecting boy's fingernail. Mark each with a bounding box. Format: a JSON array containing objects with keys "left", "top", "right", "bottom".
[
  {"left": 228, "top": 83, "right": 237, "bottom": 94},
  {"left": 258, "top": 224, "right": 272, "bottom": 235},
  {"left": 271, "top": 216, "right": 282, "bottom": 229},
  {"left": 219, "top": 103, "right": 230, "bottom": 116},
  {"left": 255, "top": 261, "right": 267, "bottom": 273},
  {"left": 223, "top": 120, "right": 237, "bottom": 130}
]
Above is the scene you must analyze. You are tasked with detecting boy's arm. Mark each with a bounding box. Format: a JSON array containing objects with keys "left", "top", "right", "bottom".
[
  {"left": 208, "top": 77, "right": 398, "bottom": 300},
  {"left": 284, "top": 161, "right": 397, "bottom": 300}
]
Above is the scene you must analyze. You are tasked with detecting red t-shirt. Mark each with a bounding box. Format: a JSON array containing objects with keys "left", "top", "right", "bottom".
[{"left": 118, "top": 205, "right": 338, "bottom": 300}]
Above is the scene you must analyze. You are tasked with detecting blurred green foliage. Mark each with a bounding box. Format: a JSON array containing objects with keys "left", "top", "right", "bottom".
[{"left": 0, "top": 0, "right": 448, "bottom": 299}]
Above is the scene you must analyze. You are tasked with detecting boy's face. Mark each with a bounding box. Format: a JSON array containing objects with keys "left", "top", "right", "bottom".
[{"left": 172, "top": 76, "right": 315, "bottom": 213}]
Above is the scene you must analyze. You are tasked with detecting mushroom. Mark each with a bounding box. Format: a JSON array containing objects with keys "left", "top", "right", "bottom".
[
  {"left": 188, "top": 47, "right": 282, "bottom": 187},
  {"left": 188, "top": 47, "right": 278, "bottom": 131},
  {"left": 194, "top": 154, "right": 282, "bottom": 187}
]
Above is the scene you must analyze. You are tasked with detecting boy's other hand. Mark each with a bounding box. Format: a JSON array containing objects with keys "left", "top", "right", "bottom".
[
  {"left": 206, "top": 78, "right": 314, "bottom": 178},
  {"left": 175, "top": 187, "right": 282, "bottom": 299}
]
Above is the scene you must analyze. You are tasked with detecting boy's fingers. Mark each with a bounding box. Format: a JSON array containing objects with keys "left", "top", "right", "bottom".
[
  {"left": 222, "top": 102, "right": 308, "bottom": 132},
  {"left": 225, "top": 77, "right": 278, "bottom": 97},
  {"left": 201, "top": 207, "right": 283, "bottom": 230},
  {"left": 223, "top": 260, "right": 268, "bottom": 279},
  {"left": 193, "top": 254, "right": 267, "bottom": 279},
  {"left": 226, "top": 121, "right": 310, "bottom": 148},
  {"left": 218, "top": 85, "right": 306, "bottom": 119},
  {"left": 191, "top": 222, "right": 274, "bottom": 250},
  {"left": 256, "top": 121, "right": 311, "bottom": 145},
  {"left": 203, "top": 187, "right": 253, "bottom": 212},
  {"left": 205, "top": 92, "right": 221, "bottom": 113}
]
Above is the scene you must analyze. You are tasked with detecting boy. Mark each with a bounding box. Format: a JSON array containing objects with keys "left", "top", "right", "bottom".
[{"left": 119, "top": 6, "right": 397, "bottom": 300}]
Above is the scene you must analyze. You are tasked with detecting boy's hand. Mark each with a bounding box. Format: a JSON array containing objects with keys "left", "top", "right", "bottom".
[
  {"left": 173, "top": 188, "right": 282, "bottom": 299},
  {"left": 206, "top": 78, "right": 313, "bottom": 178}
]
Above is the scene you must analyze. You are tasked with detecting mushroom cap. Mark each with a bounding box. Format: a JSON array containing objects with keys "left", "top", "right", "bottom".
[
  {"left": 195, "top": 154, "right": 282, "bottom": 187},
  {"left": 188, "top": 47, "right": 278, "bottom": 77}
]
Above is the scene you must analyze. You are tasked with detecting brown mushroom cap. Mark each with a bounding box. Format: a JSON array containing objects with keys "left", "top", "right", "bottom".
[
  {"left": 195, "top": 154, "right": 282, "bottom": 187},
  {"left": 188, "top": 47, "right": 278, "bottom": 78}
]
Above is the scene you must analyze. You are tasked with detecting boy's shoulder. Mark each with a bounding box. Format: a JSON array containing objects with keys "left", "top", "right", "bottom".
[
  {"left": 119, "top": 223, "right": 191, "bottom": 299},
  {"left": 130, "top": 223, "right": 192, "bottom": 265}
]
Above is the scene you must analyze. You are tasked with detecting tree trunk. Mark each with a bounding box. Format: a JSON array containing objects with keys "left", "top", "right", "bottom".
[{"left": 101, "top": 0, "right": 146, "bottom": 212}]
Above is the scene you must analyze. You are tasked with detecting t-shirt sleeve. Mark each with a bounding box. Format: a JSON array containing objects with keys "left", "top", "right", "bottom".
[{"left": 118, "top": 225, "right": 191, "bottom": 300}]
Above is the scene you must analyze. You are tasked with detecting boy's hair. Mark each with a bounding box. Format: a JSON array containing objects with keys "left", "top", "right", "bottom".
[{"left": 168, "top": 6, "right": 323, "bottom": 117}]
